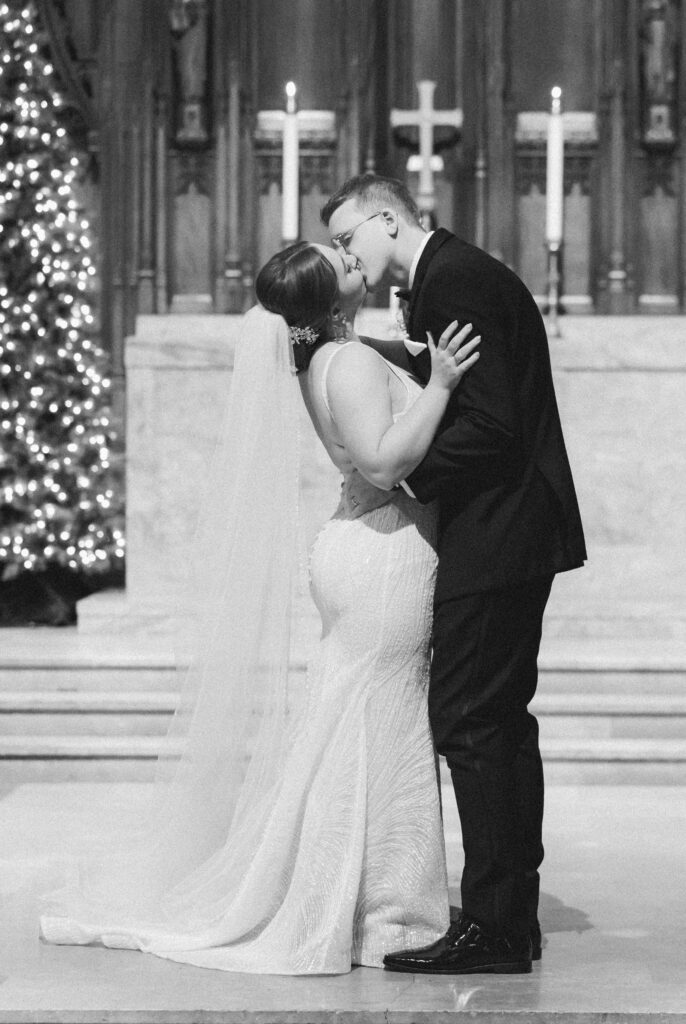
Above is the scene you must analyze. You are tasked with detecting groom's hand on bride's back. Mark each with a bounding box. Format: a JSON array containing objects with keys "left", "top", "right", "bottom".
[{"left": 345, "top": 469, "right": 394, "bottom": 519}]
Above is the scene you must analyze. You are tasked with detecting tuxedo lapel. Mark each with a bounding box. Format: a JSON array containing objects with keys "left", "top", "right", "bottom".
[
  {"left": 406, "top": 228, "right": 454, "bottom": 337},
  {"left": 408, "top": 344, "right": 432, "bottom": 384},
  {"left": 405, "top": 229, "right": 454, "bottom": 383}
]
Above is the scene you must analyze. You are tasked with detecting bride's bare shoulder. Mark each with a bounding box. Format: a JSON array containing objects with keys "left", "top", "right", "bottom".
[
  {"left": 323, "top": 340, "right": 387, "bottom": 381},
  {"left": 307, "top": 340, "right": 384, "bottom": 390}
]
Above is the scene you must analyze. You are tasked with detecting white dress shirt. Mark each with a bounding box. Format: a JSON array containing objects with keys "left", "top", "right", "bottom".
[
  {"left": 402, "top": 231, "right": 434, "bottom": 356},
  {"left": 399, "top": 232, "right": 434, "bottom": 496}
]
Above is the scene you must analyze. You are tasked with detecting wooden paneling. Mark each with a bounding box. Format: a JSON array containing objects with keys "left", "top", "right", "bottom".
[
  {"left": 510, "top": 0, "right": 599, "bottom": 110},
  {"left": 255, "top": 0, "right": 341, "bottom": 112},
  {"left": 55, "top": 0, "right": 686, "bottom": 329},
  {"left": 638, "top": 153, "right": 680, "bottom": 310}
]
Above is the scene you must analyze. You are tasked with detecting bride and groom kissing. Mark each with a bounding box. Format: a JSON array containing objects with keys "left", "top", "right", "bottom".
[{"left": 40, "top": 174, "right": 586, "bottom": 976}]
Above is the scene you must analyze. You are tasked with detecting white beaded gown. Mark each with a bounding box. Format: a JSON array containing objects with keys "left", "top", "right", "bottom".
[{"left": 40, "top": 352, "right": 450, "bottom": 974}]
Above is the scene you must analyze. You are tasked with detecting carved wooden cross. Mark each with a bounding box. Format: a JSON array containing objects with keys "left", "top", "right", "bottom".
[{"left": 390, "top": 80, "right": 462, "bottom": 216}]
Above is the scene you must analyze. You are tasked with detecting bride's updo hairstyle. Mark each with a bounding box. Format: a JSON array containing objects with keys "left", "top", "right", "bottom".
[{"left": 256, "top": 241, "right": 338, "bottom": 372}]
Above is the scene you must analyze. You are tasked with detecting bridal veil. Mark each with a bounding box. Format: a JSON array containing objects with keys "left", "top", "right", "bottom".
[{"left": 41, "top": 305, "right": 308, "bottom": 942}]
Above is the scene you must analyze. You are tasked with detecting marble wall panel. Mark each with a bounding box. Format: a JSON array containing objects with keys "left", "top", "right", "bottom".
[
  {"left": 125, "top": 315, "right": 341, "bottom": 611},
  {"left": 120, "top": 312, "right": 686, "bottom": 636}
]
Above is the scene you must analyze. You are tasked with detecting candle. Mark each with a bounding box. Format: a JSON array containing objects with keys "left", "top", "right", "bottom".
[
  {"left": 282, "top": 81, "right": 299, "bottom": 244},
  {"left": 545, "top": 86, "right": 564, "bottom": 245}
]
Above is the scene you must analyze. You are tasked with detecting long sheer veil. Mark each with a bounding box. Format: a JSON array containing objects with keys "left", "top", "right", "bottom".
[{"left": 41, "top": 305, "right": 308, "bottom": 936}]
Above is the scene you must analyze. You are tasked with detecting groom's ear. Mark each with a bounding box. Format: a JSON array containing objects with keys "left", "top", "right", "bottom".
[{"left": 380, "top": 208, "right": 399, "bottom": 237}]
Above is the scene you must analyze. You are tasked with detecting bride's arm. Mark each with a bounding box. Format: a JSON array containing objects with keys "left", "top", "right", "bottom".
[{"left": 326, "top": 323, "right": 479, "bottom": 490}]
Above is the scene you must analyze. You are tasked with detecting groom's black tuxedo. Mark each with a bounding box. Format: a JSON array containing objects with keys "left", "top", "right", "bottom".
[
  {"left": 405, "top": 229, "right": 586, "bottom": 600},
  {"left": 402, "top": 229, "right": 586, "bottom": 943}
]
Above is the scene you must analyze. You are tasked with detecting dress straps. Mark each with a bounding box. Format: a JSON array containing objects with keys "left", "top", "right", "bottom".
[{"left": 320, "top": 342, "right": 356, "bottom": 416}]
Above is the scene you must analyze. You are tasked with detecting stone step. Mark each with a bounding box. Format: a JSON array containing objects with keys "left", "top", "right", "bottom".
[
  {"left": 540, "top": 717, "right": 686, "bottom": 739},
  {"left": 535, "top": 693, "right": 686, "bottom": 713},
  {"left": 2, "top": 733, "right": 686, "bottom": 770},
  {"left": 0, "top": 734, "right": 163, "bottom": 757},
  {"left": 1, "top": 630, "right": 685, "bottom": 693},
  {"left": 17, "top": 734, "right": 676, "bottom": 762},
  {"left": 0, "top": 691, "right": 178, "bottom": 712},
  {"left": 0, "top": 651, "right": 177, "bottom": 689},
  {"left": 540, "top": 669, "right": 686, "bottom": 695},
  {"left": 2, "top": 662, "right": 685, "bottom": 695},
  {"left": 535, "top": 693, "right": 686, "bottom": 739},
  {"left": 0, "top": 664, "right": 177, "bottom": 692},
  {"left": 0, "top": 691, "right": 177, "bottom": 736},
  {"left": 2, "top": 690, "right": 686, "bottom": 738}
]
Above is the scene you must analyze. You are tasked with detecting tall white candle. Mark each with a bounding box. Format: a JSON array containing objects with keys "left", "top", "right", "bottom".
[
  {"left": 282, "top": 81, "right": 299, "bottom": 244},
  {"left": 545, "top": 86, "right": 564, "bottom": 245}
]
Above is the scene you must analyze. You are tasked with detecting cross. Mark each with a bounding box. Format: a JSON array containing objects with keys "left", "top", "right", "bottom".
[{"left": 390, "top": 80, "right": 462, "bottom": 217}]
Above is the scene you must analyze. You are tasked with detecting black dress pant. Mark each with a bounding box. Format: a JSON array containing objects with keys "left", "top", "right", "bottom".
[{"left": 430, "top": 574, "right": 555, "bottom": 938}]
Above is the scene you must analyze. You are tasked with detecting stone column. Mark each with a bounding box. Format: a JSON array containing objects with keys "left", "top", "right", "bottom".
[
  {"left": 679, "top": 0, "right": 686, "bottom": 309},
  {"left": 598, "top": 0, "right": 633, "bottom": 313},
  {"left": 212, "top": 0, "right": 228, "bottom": 311},
  {"left": 484, "top": 0, "right": 514, "bottom": 265},
  {"left": 461, "top": 0, "right": 487, "bottom": 248},
  {"left": 224, "top": 51, "right": 244, "bottom": 312},
  {"left": 137, "top": 78, "right": 156, "bottom": 315},
  {"left": 154, "top": 92, "right": 169, "bottom": 315}
]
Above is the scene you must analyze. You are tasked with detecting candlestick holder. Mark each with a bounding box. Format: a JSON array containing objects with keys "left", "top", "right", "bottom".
[{"left": 545, "top": 241, "right": 563, "bottom": 338}]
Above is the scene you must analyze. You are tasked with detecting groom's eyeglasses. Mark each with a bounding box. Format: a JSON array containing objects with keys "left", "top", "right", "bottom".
[{"left": 331, "top": 212, "right": 383, "bottom": 253}]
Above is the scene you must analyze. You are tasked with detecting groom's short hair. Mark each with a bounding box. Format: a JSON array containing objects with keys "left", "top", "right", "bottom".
[{"left": 321, "top": 174, "right": 422, "bottom": 228}]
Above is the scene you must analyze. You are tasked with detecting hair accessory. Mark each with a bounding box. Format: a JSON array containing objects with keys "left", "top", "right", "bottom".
[{"left": 288, "top": 324, "right": 319, "bottom": 347}]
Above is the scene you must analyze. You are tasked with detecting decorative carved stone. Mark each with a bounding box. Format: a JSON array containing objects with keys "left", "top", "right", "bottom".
[
  {"left": 640, "top": 151, "right": 677, "bottom": 196},
  {"left": 300, "top": 150, "right": 336, "bottom": 196},
  {"left": 515, "top": 111, "right": 599, "bottom": 145},
  {"left": 515, "top": 150, "right": 595, "bottom": 198},
  {"left": 514, "top": 111, "right": 598, "bottom": 199},
  {"left": 564, "top": 152, "right": 595, "bottom": 197},
  {"left": 640, "top": 0, "right": 678, "bottom": 147},
  {"left": 254, "top": 110, "right": 337, "bottom": 198},
  {"left": 170, "top": 0, "right": 209, "bottom": 147},
  {"left": 254, "top": 149, "right": 336, "bottom": 199},
  {"left": 391, "top": 125, "right": 461, "bottom": 154},
  {"left": 254, "top": 110, "right": 337, "bottom": 145},
  {"left": 173, "top": 151, "right": 211, "bottom": 197},
  {"left": 515, "top": 152, "right": 546, "bottom": 195},
  {"left": 256, "top": 152, "right": 282, "bottom": 196}
]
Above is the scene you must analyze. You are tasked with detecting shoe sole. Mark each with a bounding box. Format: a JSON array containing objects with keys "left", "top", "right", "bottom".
[{"left": 384, "top": 960, "right": 532, "bottom": 975}]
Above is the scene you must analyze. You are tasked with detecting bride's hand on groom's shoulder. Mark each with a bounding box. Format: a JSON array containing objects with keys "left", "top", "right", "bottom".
[{"left": 344, "top": 469, "right": 394, "bottom": 519}]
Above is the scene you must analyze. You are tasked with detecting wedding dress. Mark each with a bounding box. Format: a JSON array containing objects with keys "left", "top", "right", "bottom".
[{"left": 40, "top": 317, "right": 449, "bottom": 974}]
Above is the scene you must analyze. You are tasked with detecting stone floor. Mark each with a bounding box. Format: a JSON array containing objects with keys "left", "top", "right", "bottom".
[{"left": 1, "top": 781, "right": 685, "bottom": 1021}]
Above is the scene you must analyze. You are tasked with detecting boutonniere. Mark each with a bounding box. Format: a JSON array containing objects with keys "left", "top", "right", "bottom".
[{"left": 396, "top": 297, "right": 410, "bottom": 339}]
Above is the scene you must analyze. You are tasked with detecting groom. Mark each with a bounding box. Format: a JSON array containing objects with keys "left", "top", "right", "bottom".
[{"left": 322, "top": 175, "right": 586, "bottom": 974}]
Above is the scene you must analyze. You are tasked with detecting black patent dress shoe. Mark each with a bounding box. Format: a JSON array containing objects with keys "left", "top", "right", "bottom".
[
  {"left": 531, "top": 922, "right": 542, "bottom": 961},
  {"left": 383, "top": 916, "right": 533, "bottom": 975}
]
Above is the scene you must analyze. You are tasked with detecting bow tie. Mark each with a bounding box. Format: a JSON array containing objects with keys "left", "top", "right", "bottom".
[{"left": 394, "top": 288, "right": 411, "bottom": 302}]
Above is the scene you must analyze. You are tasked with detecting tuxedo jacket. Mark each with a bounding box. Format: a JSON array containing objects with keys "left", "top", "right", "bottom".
[{"left": 404, "top": 229, "right": 586, "bottom": 602}]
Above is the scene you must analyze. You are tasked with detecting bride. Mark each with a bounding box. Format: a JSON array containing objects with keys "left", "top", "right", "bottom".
[{"left": 39, "top": 241, "right": 479, "bottom": 975}]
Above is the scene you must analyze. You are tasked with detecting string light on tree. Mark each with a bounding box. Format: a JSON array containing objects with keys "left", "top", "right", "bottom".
[{"left": 0, "top": 0, "right": 125, "bottom": 579}]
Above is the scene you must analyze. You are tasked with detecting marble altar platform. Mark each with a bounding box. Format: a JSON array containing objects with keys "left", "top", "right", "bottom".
[
  {"left": 77, "top": 312, "right": 686, "bottom": 640},
  {"left": 1, "top": 781, "right": 685, "bottom": 1021}
]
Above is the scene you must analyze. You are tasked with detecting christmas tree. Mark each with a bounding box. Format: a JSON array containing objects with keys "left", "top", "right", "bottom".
[{"left": 0, "top": 0, "right": 124, "bottom": 597}]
